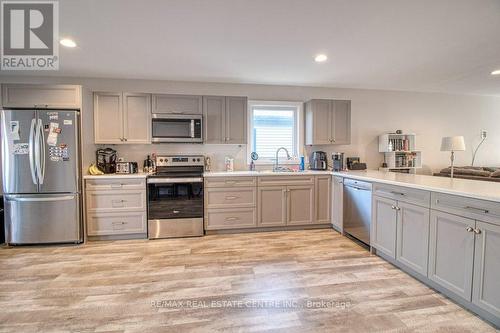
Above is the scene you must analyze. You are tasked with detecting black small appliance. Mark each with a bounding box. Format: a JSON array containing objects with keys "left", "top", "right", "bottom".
[
  {"left": 96, "top": 148, "right": 117, "bottom": 174},
  {"left": 310, "top": 151, "right": 328, "bottom": 170}
]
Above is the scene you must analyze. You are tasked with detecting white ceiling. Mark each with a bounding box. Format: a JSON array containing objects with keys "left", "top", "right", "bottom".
[{"left": 6, "top": 0, "right": 500, "bottom": 95}]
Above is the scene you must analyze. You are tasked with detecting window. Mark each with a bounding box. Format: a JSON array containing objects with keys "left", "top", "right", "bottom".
[{"left": 248, "top": 101, "right": 303, "bottom": 164}]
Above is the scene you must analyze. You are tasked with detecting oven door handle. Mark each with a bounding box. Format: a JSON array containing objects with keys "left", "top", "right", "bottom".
[{"left": 147, "top": 177, "right": 203, "bottom": 184}]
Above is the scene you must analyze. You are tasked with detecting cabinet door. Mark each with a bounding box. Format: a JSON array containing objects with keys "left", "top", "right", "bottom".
[
  {"left": 396, "top": 202, "right": 430, "bottom": 275},
  {"left": 225, "top": 96, "right": 247, "bottom": 144},
  {"left": 305, "top": 100, "right": 331, "bottom": 145},
  {"left": 152, "top": 94, "right": 202, "bottom": 114},
  {"left": 372, "top": 196, "right": 397, "bottom": 258},
  {"left": 472, "top": 221, "right": 500, "bottom": 317},
  {"left": 332, "top": 100, "right": 351, "bottom": 144},
  {"left": 332, "top": 176, "right": 343, "bottom": 231},
  {"left": 428, "top": 211, "right": 475, "bottom": 301},
  {"left": 2, "top": 84, "right": 81, "bottom": 109},
  {"left": 258, "top": 186, "right": 287, "bottom": 226},
  {"left": 315, "top": 176, "right": 331, "bottom": 224},
  {"left": 123, "top": 93, "right": 151, "bottom": 144},
  {"left": 287, "top": 185, "right": 315, "bottom": 225},
  {"left": 203, "top": 96, "right": 225, "bottom": 143},
  {"left": 94, "top": 92, "right": 124, "bottom": 144}
]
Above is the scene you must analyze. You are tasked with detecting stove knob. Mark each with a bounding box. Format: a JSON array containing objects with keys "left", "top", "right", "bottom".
[
  {"left": 192, "top": 158, "right": 196, "bottom": 162},
  {"left": 197, "top": 158, "right": 200, "bottom": 162},
  {"left": 159, "top": 158, "right": 164, "bottom": 163}
]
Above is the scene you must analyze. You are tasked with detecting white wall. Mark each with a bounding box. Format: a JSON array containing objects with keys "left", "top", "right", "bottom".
[{"left": 1, "top": 75, "right": 500, "bottom": 174}]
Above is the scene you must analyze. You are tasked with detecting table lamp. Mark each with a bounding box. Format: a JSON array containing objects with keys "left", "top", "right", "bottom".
[{"left": 441, "top": 136, "right": 465, "bottom": 179}]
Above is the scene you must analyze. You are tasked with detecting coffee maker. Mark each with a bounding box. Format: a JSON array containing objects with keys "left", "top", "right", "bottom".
[
  {"left": 310, "top": 151, "right": 328, "bottom": 170},
  {"left": 332, "top": 152, "right": 345, "bottom": 171},
  {"left": 96, "top": 148, "right": 117, "bottom": 174}
]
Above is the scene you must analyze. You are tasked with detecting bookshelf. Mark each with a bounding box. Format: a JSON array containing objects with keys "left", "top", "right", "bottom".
[{"left": 378, "top": 133, "right": 422, "bottom": 174}]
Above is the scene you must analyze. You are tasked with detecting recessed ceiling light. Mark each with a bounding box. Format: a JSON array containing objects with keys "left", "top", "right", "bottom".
[
  {"left": 491, "top": 69, "right": 500, "bottom": 75},
  {"left": 60, "top": 38, "right": 77, "bottom": 48},
  {"left": 314, "top": 54, "right": 328, "bottom": 63}
]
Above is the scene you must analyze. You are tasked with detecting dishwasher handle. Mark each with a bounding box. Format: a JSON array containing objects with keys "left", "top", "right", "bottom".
[{"left": 345, "top": 184, "right": 371, "bottom": 192}]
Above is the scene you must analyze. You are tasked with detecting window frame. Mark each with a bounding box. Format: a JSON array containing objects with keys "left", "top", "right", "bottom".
[{"left": 247, "top": 100, "right": 304, "bottom": 165}]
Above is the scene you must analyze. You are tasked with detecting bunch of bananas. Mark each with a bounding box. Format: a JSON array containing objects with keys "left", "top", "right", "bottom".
[{"left": 88, "top": 163, "right": 104, "bottom": 175}]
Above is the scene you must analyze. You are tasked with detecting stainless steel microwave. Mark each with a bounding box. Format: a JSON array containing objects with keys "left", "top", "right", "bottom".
[{"left": 151, "top": 114, "right": 203, "bottom": 143}]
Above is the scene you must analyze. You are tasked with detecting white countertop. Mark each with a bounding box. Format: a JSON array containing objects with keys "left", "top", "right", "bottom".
[
  {"left": 203, "top": 170, "right": 332, "bottom": 177},
  {"left": 333, "top": 170, "right": 500, "bottom": 203},
  {"left": 83, "top": 173, "right": 147, "bottom": 179}
]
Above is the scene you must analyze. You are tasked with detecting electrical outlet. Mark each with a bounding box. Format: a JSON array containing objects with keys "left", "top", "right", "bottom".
[{"left": 481, "top": 130, "right": 487, "bottom": 139}]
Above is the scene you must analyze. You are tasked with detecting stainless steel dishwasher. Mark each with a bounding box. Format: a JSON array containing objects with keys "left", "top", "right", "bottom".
[{"left": 343, "top": 178, "right": 372, "bottom": 245}]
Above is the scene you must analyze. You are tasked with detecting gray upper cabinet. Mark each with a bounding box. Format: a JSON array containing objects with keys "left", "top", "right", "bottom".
[
  {"left": 396, "top": 201, "right": 430, "bottom": 276},
  {"left": 472, "top": 221, "right": 500, "bottom": 318},
  {"left": 2, "top": 84, "right": 81, "bottom": 109},
  {"left": 203, "top": 95, "right": 247, "bottom": 144},
  {"left": 152, "top": 94, "right": 202, "bottom": 114},
  {"left": 94, "top": 92, "right": 151, "bottom": 144},
  {"left": 123, "top": 93, "right": 151, "bottom": 144},
  {"left": 428, "top": 210, "right": 475, "bottom": 301},
  {"left": 225, "top": 96, "right": 247, "bottom": 144},
  {"left": 305, "top": 99, "right": 351, "bottom": 145},
  {"left": 372, "top": 195, "right": 397, "bottom": 258}
]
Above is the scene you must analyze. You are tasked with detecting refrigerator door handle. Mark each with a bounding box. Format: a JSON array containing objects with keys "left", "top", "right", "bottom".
[
  {"left": 5, "top": 195, "right": 75, "bottom": 202},
  {"left": 28, "top": 118, "right": 38, "bottom": 185},
  {"left": 38, "top": 119, "right": 46, "bottom": 184}
]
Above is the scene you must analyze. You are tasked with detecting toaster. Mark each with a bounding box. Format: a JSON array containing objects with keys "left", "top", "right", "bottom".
[{"left": 116, "top": 162, "right": 138, "bottom": 174}]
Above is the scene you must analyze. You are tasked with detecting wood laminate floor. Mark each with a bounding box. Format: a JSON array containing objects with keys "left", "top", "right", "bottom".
[{"left": 0, "top": 229, "right": 497, "bottom": 333}]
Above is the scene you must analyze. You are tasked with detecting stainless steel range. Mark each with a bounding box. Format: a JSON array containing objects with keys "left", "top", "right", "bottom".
[{"left": 147, "top": 155, "right": 204, "bottom": 239}]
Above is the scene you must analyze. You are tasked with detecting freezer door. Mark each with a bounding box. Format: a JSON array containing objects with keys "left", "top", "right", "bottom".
[
  {"left": 1, "top": 110, "right": 38, "bottom": 194},
  {"left": 4, "top": 194, "right": 81, "bottom": 244},
  {"left": 37, "top": 110, "right": 80, "bottom": 193}
]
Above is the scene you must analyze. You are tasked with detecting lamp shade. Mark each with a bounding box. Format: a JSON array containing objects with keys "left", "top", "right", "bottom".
[{"left": 441, "top": 136, "right": 466, "bottom": 151}]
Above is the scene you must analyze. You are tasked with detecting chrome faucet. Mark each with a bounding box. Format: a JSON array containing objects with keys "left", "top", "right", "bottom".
[{"left": 274, "top": 147, "right": 292, "bottom": 172}]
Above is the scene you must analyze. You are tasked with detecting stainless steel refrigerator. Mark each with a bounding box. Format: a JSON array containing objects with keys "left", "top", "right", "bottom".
[{"left": 1, "top": 109, "right": 82, "bottom": 245}]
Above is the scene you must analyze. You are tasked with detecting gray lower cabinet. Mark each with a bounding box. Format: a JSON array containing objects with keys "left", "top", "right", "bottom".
[
  {"left": 372, "top": 195, "right": 397, "bottom": 258},
  {"left": 203, "top": 95, "right": 247, "bottom": 144},
  {"left": 472, "top": 221, "right": 500, "bottom": 318},
  {"left": 396, "top": 201, "right": 430, "bottom": 276},
  {"left": 428, "top": 210, "right": 475, "bottom": 301},
  {"left": 315, "top": 176, "right": 332, "bottom": 224},
  {"left": 305, "top": 99, "right": 351, "bottom": 145},
  {"left": 287, "top": 185, "right": 315, "bottom": 225},
  {"left": 152, "top": 94, "right": 202, "bottom": 114},
  {"left": 332, "top": 176, "right": 343, "bottom": 231},
  {"left": 94, "top": 92, "right": 151, "bottom": 144},
  {"left": 258, "top": 186, "right": 287, "bottom": 226},
  {"left": 2, "top": 84, "right": 82, "bottom": 109}
]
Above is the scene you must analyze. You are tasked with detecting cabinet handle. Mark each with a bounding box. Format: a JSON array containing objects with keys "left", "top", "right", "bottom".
[
  {"left": 395, "top": 206, "right": 401, "bottom": 211},
  {"left": 172, "top": 210, "right": 180, "bottom": 214},
  {"left": 225, "top": 180, "right": 236, "bottom": 184},
  {"left": 473, "top": 228, "right": 482, "bottom": 234},
  {"left": 465, "top": 206, "right": 489, "bottom": 214},
  {"left": 225, "top": 217, "right": 239, "bottom": 221},
  {"left": 390, "top": 191, "right": 406, "bottom": 196},
  {"left": 110, "top": 183, "right": 123, "bottom": 188},
  {"left": 466, "top": 226, "right": 474, "bottom": 232},
  {"left": 333, "top": 138, "right": 336, "bottom": 143},
  {"left": 112, "top": 221, "right": 126, "bottom": 225},
  {"left": 225, "top": 196, "right": 239, "bottom": 200},
  {"left": 391, "top": 205, "right": 396, "bottom": 210}
]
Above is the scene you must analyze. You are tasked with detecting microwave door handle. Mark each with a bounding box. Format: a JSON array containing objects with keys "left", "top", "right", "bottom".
[
  {"left": 190, "top": 120, "right": 195, "bottom": 138},
  {"left": 28, "top": 118, "right": 37, "bottom": 185}
]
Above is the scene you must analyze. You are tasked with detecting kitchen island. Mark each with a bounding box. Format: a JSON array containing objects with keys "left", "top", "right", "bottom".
[{"left": 333, "top": 170, "right": 500, "bottom": 327}]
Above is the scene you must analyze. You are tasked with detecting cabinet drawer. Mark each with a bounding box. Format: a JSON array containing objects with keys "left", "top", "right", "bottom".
[
  {"left": 257, "top": 176, "right": 315, "bottom": 186},
  {"left": 85, "top": 178, "right": 146, "bottom": 191},
  {"left": 431, "top": 192, "right": 500, "bottom": 225},
  {"left": 205, "top": 187, "right": 256, "bottom": 208},
  {"left": 86, "top": 190, "right": 146, "bottom": 212},
  {"left": 87, "top": 212, "right": 147, "bottom": 236},
  {"left": 205, "top": 177, "right": 256, "bottom": 188},
  {"left": 205, "top": 208, "right": 257, "bottom": 230},
  {"left": 152, "top": 94, "right": 202, "bottom": 114},
  {"left": 373, "top": 183, "right": 430, "bottom": 208}
]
